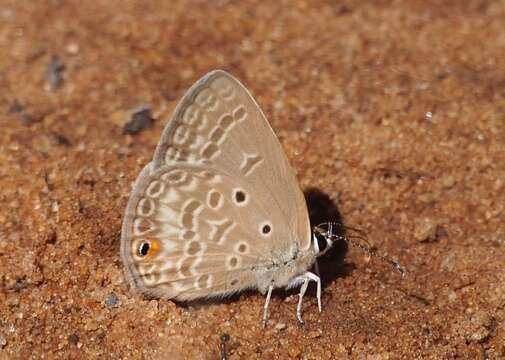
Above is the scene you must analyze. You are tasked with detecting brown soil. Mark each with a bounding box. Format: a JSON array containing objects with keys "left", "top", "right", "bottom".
[{"left": 1, "top": 1, "right": 504, "bottom": 359}]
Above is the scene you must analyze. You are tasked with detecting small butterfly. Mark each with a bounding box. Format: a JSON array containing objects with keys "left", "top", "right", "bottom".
[{"left": 120, "top": 70, "right": 402, "bottom": 326}]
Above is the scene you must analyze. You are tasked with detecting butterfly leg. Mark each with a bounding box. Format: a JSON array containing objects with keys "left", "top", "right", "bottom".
[
  {"left": 296, "top": 276, "right": 310, "bottom": 324},
  {"left": 262, "top": 285, "right": 274, "bottom": 328},
  {"left": 308, "top": 271, "right": 322, "bottom": 313},
  {"left": 295, "top": 272, "right": 322, "bottom": 324},
  {"left": 314, "top": 259, "right": 321, "bottom": 281}
]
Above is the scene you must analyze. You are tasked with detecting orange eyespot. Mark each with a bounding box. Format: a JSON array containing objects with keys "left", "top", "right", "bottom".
[{"left": 137, "top": 239, "right": 160, "bottom": 259}]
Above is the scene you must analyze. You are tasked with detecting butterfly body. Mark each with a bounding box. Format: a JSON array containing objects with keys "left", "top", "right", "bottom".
[
  {"left": 252, "top": 243, "right": 317, "bottom": 295},
  {"left": 121, "top": 70, "right": 327, "bottom": 324}
]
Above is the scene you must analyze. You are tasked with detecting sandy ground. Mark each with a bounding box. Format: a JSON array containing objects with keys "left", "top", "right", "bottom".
[{"left": 1, "top": 0, "right": 504, "bottom": 359}]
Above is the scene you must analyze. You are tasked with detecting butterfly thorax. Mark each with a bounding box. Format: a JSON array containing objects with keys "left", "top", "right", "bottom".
[{"left": 253, "top": 243, "right": 317, "bottom": 294}]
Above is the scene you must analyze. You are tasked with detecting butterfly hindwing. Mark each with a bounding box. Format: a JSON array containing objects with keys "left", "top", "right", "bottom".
[{"left": 121, "top": 163, "right": 290, "bottom": 300}]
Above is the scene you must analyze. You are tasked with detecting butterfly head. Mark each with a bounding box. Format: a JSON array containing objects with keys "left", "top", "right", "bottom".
[
  {"left": 311, "top": 222, "right": 343, "bottom": 258},
  {"left": 312, "top": 222, "right": 407, "bottom": 277}
]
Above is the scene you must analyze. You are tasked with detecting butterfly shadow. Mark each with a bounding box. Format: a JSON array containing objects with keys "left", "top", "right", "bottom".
[{"left": 304, "top": 187, "right": 355, "bottom": 287}]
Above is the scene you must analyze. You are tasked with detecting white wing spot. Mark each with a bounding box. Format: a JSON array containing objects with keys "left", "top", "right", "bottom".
[
  {"left": 201, "top": 142, "right": 220, "bottom": 159},
  {"left": 185, "top": 240, "right": 205, "bottom": 256},
  {"left": 162, "top": 169, "right": 189, "bottom": 185},
  {"left": 173, "top": 125, "right": 191, "bottom": 146},
  {"left": 235, "top": 241, "right": 250, "bottom": 254},
  {"left": 158, "top": 187, "right": 179, "bottom": 205},
  {"left": 165, "top": 147, "right": 191, "bottom": 163},
  {"left": 209, "top": 126, "right": 226, "bottom": 144},
  {"left": 136, "top": 262, "right": 156, "bottom": 276},
  {"left": 208, "top": 218, "right": 234, "bottom": 244},
  {"left": 195, "top": 88, "right": 219, "bottom": 111},
  {"left": 137, "top": 198, "right": 155, "bottom": 216},
  {"left": 196, "top": 274, "right": 212, "bottom": 289},
  {"left": 207, "top": 189, "right": 223, "bottom": 209},
  {"left": 183, "top": 199, "right": 203, "bottom": 213},
  {"left": 158, "top": 260, "right": 175, "bottom": 272},
  {"left": 182, "top": 105, "right": 201, "bottom": 125},
  {"left": 133, "top": 217, "right": 156, "bottom": 236},
  {"left": 158, "top": 239, "right": 178, "bottom": 255},
  {"left": 233, "top": 106, "right": 247, "bottom": 122},
  {"left": 146, "top": 180, "right": 165, "bottom": 198},
  {"left": 173, "top": 281, "right": 189, "bottom": 292},
  {"left": 189, "top": 256, "right": 202, "bottom": 276},
  {"left": 196, "top": 170, "right": 223, "bottom": 185},
  {"left": 182, "top": 230, "right": 196, "bottom": 240},
  {"left": 240, "top": 153, "right": 263, "bottom": 176},
  {"left": 181, "top": 213, "right": 194, "bottom": 229},
  {"left": 180, "top": 200, "right": 202, "bottom": 230},
  {"left": 218, "top": 114, "right": 234, "bottom": 130},
  {"left": 164, "top": 147, "right": 178, "bottom": 163},
  {"left": 211, "top": 77, "right": 235, "bottom": 101},
  {"left": 226, "top": 255, "right": 241, "bottom": 270},
  {"left": 137, "top": 264, "right": 161, "bottom": 286},
  {"left": 176, "top": 257, "right": 192, "bottom": 279}
]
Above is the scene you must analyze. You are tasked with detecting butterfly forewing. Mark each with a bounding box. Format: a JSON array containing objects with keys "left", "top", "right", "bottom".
[
  {"left": 121, "top": 70, "right": 311, "bottom": 300},
  {"left": 153, "top": 71, "right": 310, "bottom": 250}
]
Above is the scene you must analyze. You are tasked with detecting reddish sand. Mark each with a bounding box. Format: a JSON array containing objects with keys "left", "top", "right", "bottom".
[{"left": 0, "top": 1, "right": 504, "bottom": 358}]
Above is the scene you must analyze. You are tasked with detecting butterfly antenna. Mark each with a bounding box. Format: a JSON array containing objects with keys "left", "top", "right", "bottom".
[{"left": 314, "top": 222, "right": 406, "bottom": 277}]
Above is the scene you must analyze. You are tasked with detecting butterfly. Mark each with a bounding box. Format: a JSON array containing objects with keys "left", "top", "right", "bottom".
[{"left": 120, "top": 70, "right": 346, "bottom": 326}]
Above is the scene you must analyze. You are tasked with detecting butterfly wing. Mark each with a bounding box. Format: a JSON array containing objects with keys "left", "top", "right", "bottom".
[{"left": 121, "top": 70, "right": 311, "bottom": 300}]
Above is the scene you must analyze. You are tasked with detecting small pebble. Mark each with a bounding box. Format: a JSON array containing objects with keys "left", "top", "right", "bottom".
[
  {"left": 66, "top": 43, "right": 79, "bottom": 54},
  {"left": 8, "top": 100, "right": 23, "bottom": 113},
  {"left": 466, "top": 310, "right": 494, "bottom": 343},
  {"left": 413, "top": 218, "right": 438, "bottom": 242},
  {"left": 447, "top": 290, "right": 457, "bottom": 302},
  {"left": 68, "top": 334, "right": 79, "bottom": 345},
  {"left": 123, "top": 106, "right": 153, "bottom": 135},
  {"left": 0, "top": 335, "right": 6, "bottom": 348},
  {"left": 441, "top": 175, "right": 456, "bottom": 189},
  {"left": 52, "top": 133, "right": 71, "bottom": 146},
  {"left": 46, "top": 55, "right": 65, "bottom": 90},
  {"left": 105, "top": 292, "right": 119, "bottom": 307},
  {"left": 441, "top": 251, "right": 457, "bottom": 271},
  {"left": 20, "top": 113, "right": 34, "bottom": 126},
  {"left": 275, "top": 323, "right": 287, "bottom": 331}
]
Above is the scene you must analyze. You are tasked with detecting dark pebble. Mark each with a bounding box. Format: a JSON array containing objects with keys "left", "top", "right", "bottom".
[
  {"left": 68, "top": 334, "right": 79, "bottom": 345},
  {"left": 8, "top": 100, "right": 23, "bottom": 113},
  {"left": 19, "top": 113, "right": 34, "bottom": 126},
  {"left": 52, "top": 133, "right": 71, "bottom": 146},
  {"left": 123, "top": 105, "right": 153, "bottom": 135},
  {"left": 105, "top": 292, "right": 119, "bottom": 307},
  {"left": 46, "top": 55, "right": 65, "bottom": 90}
]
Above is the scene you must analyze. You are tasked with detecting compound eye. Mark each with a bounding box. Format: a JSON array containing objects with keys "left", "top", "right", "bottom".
[{"left": 314, "top": 232, "right": 329, "bottom": 253}]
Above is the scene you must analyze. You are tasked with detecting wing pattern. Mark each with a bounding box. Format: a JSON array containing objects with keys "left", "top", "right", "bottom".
[{"left": 121, "top": 71, "right": 310, "bottom": 300}]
